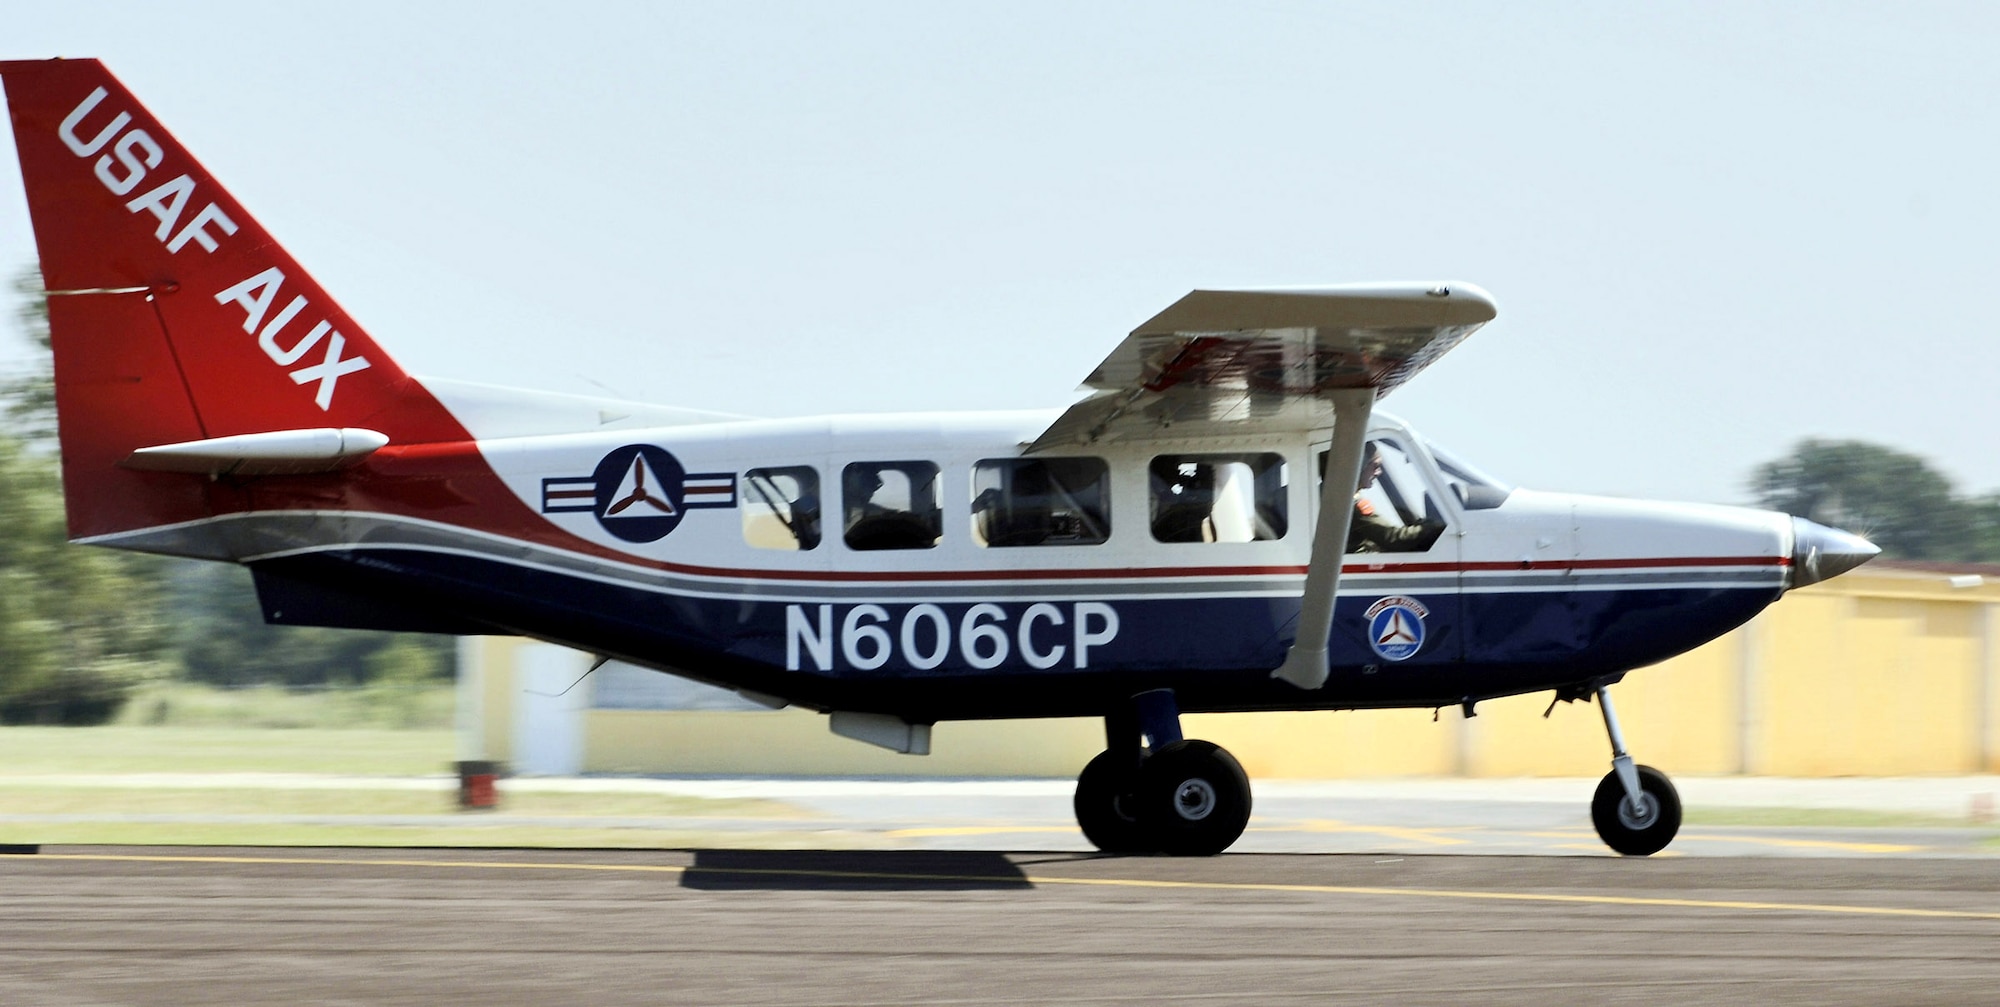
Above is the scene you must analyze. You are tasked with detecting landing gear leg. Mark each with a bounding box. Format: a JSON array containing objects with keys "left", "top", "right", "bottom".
[
  {"left": 1073, "top": 689, "right": 1253, "bottom": 856},
  {"left": 1588, "top": 684, "right": 1681, "bottom": 856}
]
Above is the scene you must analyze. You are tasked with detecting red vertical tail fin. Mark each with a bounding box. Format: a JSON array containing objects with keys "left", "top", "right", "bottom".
[{"left": 1, "top": 59, "right": 469, "bottom": 539}]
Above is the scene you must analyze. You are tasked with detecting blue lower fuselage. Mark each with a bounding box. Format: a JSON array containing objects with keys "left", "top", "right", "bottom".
[{"left": 250, "top": 543, "right": 1784, "bottom": 721}]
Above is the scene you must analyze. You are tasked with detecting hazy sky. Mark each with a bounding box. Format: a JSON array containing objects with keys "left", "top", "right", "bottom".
[{"left": 2, "top": 2, "right": 1994, "bottom": 506}]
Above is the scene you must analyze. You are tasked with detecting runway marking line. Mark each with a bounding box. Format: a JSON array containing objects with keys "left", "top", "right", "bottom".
[
  {"left": 1674, "top": 833, "right": 1922, "bottom": 854},
  {"left": 18, "top": 851, "right": 2000, "bottom": 922},
  {"left": 1516, "top": 829, "right": 1925, "bottom": 855}
]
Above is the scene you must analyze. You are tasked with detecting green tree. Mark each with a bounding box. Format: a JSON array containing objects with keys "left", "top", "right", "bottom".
[
  {"left": 0, "top": 434, "right": 173, "bottom": 723},
  {"left": 1969, "top": 494, "right": 2000, "bottom": 563},
  {"left": 1750, "top": 439, "right": 1997, "bottom": 562}
]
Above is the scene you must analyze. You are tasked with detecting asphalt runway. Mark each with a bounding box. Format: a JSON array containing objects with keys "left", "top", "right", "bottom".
[
  {"left": 15, "top": 775, "right": 1996, "bottom": 857},
  {"left": 5, "top": 846, "right": 1999, "bottom": 1006}
]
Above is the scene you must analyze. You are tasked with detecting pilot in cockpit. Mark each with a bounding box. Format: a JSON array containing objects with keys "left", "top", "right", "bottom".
[{"left": 1348, "top": 442, "right": 1444, "bottom": 553}]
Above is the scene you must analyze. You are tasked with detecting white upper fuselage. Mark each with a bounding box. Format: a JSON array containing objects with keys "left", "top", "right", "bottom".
[{"left": 459, "top": 401, "right": 1796, "bottom": 594}]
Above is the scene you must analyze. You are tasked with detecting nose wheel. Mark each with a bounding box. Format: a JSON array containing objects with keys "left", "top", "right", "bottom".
[
  {"left": 1587, "top": 685, "right": 1682, "bottom": 856},
  {"left": 1591, "top": 762, "right": 1681, "bottom": 856}
]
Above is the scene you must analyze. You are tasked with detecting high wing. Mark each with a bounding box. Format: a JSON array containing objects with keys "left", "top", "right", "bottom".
[
  {"left": 1029, "top": 282, "right": 1498, "bottom": 692},
  {"left": 1027, "top": 283, "right": 1496, "bottom": 452}
]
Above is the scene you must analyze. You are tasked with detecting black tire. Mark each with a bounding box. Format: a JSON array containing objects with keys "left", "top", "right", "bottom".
[
  {"left": 1137, "top": 740, "right": 1252, "bottom": 856},
  {"left": 1074, "top": 750, "right": 1150, "bottom": 854},
  {"left": 1590, "top": 764, "right": 1681, "bottom": 856}
]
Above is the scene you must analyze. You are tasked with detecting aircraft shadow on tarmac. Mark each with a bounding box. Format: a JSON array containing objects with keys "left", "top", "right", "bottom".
[{"left": 680, "top": 849, "right": 1032, "bottom": 891}]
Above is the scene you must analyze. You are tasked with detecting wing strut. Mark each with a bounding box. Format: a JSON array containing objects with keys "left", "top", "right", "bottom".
[{"left": 1271, "top": 387, "right": 1375, "bottom": 690}]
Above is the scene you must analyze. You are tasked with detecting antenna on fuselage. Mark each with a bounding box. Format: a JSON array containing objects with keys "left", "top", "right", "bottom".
[{"left": 523, "top": 655, "right": 612, "bottom": 697}]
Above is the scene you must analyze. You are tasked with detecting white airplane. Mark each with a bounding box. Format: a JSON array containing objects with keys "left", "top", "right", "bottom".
[{"left": 0, "top": 59, "right": 1879, "bottom": 856}]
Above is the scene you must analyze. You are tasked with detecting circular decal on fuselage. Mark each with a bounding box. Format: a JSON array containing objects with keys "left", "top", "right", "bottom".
[
  {"left": 592, "top": 444, "right": 689, "bottom": 543},
  {"left": 1365, "top": 595, "right": 1430, "bottom": 662}
]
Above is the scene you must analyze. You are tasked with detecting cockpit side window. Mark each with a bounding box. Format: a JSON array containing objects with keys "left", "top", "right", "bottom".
[
  {"left": 743, "top": 466, "right": 821, "bottom": 551},
  {"left": 1321, "top": 438, "right": 1448, "bottom": 554},
  {"left": 1149, "top": 453, "right": 1288, "bottom": 543},
  {"left": 971, "top": 457, "right": 1111, "bottom": 547},
  {"left": 843, "top": 461, "right": 942, "bottom": 551}
]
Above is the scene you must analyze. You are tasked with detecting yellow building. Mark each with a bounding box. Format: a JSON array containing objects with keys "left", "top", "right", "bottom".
[{"left": 459, "top": 561, "right": 2000, "bottom": 778}]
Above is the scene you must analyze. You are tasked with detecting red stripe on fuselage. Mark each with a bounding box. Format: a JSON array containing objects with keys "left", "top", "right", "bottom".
[{"left": 555, "top": 553, "right": 1788, "bottom": 584}]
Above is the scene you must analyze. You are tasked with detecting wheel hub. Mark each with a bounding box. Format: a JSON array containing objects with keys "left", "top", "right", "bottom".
[
  {"left": 1173, "top": 778, "right": 1217, "bottom": 821},
  {"left": 1617, "top": 792, "right": 1658, "bottom": 830}
]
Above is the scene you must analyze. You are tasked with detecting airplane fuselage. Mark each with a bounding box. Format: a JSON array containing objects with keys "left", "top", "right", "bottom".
[{"left": 131, "top": 406, "right": 1799, "bottom": 725}]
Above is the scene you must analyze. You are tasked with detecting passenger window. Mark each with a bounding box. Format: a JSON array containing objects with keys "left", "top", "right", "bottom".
[
  {"left": 742, "top": 466, "right": 821, "bottom": 551},
  {"left": 843, "top": 461, "right": 942, "bottom": 551},
  {"left": 1149, "top": 453, "right": 1288, "bottom": 543},
  {"left": 1322, "top": 438, "right": 1447, "bottom": 554},
  {"left": 971, "top": 457, "right": 1111, "bottom": 547}
]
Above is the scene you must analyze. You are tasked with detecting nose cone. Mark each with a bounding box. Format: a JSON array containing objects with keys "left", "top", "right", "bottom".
[{"left": 1789, "top": 517, "right": 1881, "bottom": 589}]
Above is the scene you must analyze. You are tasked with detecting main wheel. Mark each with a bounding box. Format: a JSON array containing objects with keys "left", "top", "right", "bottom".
[
  {"left": 1137, "top": 739, "right": 1252, "bottom": 856},
  {"left": 1074, "top": 750, "right": 1150, "bottom": 854},
  {"left": 1590, "top": 764, "right": 1681, "bottom": 856}
]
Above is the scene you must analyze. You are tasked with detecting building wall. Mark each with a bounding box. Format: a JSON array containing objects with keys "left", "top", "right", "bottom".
[{"left": 462, "top": 565, "right": 2000, "bottom": 778}]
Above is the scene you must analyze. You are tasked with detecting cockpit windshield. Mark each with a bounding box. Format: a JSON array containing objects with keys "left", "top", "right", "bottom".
[{"left": 1424, "top": 439, "right": 1513, "bottom": 510}]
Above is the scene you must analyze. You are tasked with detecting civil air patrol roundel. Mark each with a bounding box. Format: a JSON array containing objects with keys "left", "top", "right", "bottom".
[
  {"left": 1365, "top": 595, "right": 1430, "bottom": 662},
  {"left": 539, "top": 445, "right": 739, "bottom": 544},
  {"left": 593, "top": 444, "right": 687, "bottom": 542}
]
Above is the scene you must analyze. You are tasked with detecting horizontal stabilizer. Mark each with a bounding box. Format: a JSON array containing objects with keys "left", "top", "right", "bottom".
[{"left": 122, "top": 428, "right": 389, "bottom": 476}]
